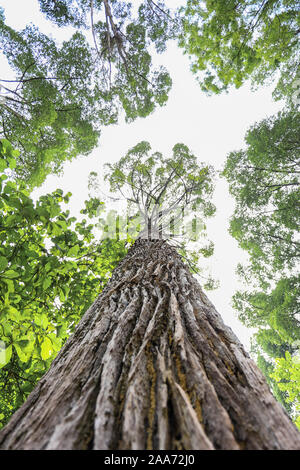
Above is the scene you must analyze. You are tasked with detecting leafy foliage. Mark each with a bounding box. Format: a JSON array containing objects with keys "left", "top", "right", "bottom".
[
  {"left": 256, "top": 353, "right": 294, "bottom": 416},
  {"left": 271, "top": 352, "right": 300, "bottom": 428},
  {"left": 223, "top": 107, "right": 300, "bottom": 426},
  {"left": 0, "top": 0, "right": 174, "bottom": 187},
  {"left": 179, "top": 0, "right": 300, "bottom": 96},
  {"left": 224, "top": 109, "right": 299, "bottom": 284},
  {"left": 0, "top": 139, "right": 127, "bottom": 428},
  {"left": 247, "top": 277, "right": 300, "bottom": 425},
  {"left": 233, "top": 276, "right": 300, "bottom": 337},
  {"left": 103, "top": 140, "right": 217, "bottom": 286}
]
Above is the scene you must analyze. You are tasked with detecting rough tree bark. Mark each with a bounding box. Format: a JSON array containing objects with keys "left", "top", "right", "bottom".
[{"left": 0, "top": 239, "right": 300, "bottom": 450}]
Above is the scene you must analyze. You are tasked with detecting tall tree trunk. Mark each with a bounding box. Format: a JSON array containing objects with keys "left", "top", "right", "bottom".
[{"left": 0, "top": 240, "right": 299, "bottom": 450}]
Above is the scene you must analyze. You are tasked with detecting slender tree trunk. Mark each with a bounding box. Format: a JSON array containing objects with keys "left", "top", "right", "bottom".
[{"left": 0, "top": 239, "right": 299, "bottom": 450}]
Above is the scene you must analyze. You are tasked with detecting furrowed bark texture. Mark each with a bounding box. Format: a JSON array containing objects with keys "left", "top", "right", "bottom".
[{"left": 1, "top": 240, "right": 300, "bottom": 450}]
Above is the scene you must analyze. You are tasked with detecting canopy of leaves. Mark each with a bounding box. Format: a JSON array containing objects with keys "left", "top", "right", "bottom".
[
  {"left": 0, "top": 0, "right": 175, "bottom": 187},
  {"left": 179, "top": 0, "right": 300, "bottom": 96},
  {"left": 0, "top": 139, "right": 127, "bottom": 428},
  {"left": 256, "top": 353, "right": 294, "bottom": 413},
  {"left": 234, "top": 276, "right": 300, "bottom": 338},
  {"left": 224, "top": 108, "right": 300, "bottom": 284},
  {"left": 244, "top": 276, "right": 300, "bottom": 427},
  {"left": 271, "top": 351, "right": 300, "bottom": 429},
  {"left": 102, "top": 140, "right": 217, "bottom": 287},
  {"left": 223, "top": 107, "right": 300, "bottom": 426}
]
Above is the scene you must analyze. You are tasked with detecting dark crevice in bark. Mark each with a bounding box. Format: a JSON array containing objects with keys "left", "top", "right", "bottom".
[{"left": 166, "top": 385, "right": 180, "bottom": 450}]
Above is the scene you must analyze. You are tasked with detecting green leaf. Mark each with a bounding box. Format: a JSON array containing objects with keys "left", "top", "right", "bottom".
[
  {"left": 67, "top": 245, "right": 79, "bottom": 257},
  {"left": 59, "top": 288, "right": 65, "bottom": 302},
  {"left": 0, "top": 158, "right": 7, "bottom": 172},
  {"left": 0, "top": 256, "right": 8, "bottom": 271},
  {"left": 3, "top": 278, "right": 14, "bottom": 293},
  {"left": 43, "top": 277, "right": 52, "bottom": 290},
  {"left": 3, "top": 270, "right": 19, "bottom": 279},
  {"left": 14, "top": 342, "right": 31, "bottom": 363},
  {"left": 0, "top": 343, "right": 12, "bottom": 368},
  {"left": 8, "top": 157, "right": 16, "bottom": 169},
  {"left": 40, "top": 314, "right": 49, "bottom": 330},
  {"left": 40, "top": 337, "right": 53, "bottom": 360}
]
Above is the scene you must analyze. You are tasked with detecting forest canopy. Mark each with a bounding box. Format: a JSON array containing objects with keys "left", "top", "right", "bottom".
[
  {"left": 1, "top": 0, "right": 299, "bottom": 187},
  {"left": 223, "top": 107, "right": 300, "bottom": 427},
  {"left": 0, "top": 0, "right": 175, "bottom": 187},
  {"left": 179, "top": 0, "right": 300, "bottom": 97}
]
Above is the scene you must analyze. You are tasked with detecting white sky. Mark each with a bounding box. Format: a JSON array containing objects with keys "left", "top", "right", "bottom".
[{"left": 0, "top": 0, "right": 286, "bottom": 351}]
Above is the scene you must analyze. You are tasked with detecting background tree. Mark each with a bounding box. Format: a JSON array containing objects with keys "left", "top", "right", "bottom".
[
  {"left": 0, "top": 0, "right": 176, "bottom": 187},
  {"left": 223, "top": 107, "right": 300, "bottom": 427},
  {"left": 223, "top": 108, "right": 299, "bottom": 284},
  {"left": 179, "top": 0, "right": 300, "bottom": 97},
  {"left": 0, "top": 138, "right": 128, "bottom": 428},
  {"left": 0, "top": 141, "right": 300, "bottom": 450},
  {"left": 103, "top": 140, "right": 216, "bottom": 283}
]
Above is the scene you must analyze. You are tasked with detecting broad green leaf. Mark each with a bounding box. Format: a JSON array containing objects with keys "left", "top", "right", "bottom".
[
  {"left": 43, "top": 277, "right": 52, "bottom": 290},
  {"left": 3, "top": 270, "right": 19, "bottom": 279},
  {"left": 0, "top": 159, "right": 7, "bottom": 172},
  {"left": 14, "top": 342, "right": 32, "bottom": 363},
  {"left": 0, "top": 256, "right": 8, "bottom": 271},
  {"left": 40, "top": 314, "right": 49, "bottom": 330},
  {"left": 0, "top": 343, "right": 12, "bottom": 369},
  {"left": 40, "top": 337, "right": 53, "bottom": 360},
  {"left": 67, "top": 245, "right": 79, "bottom": 257}
]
